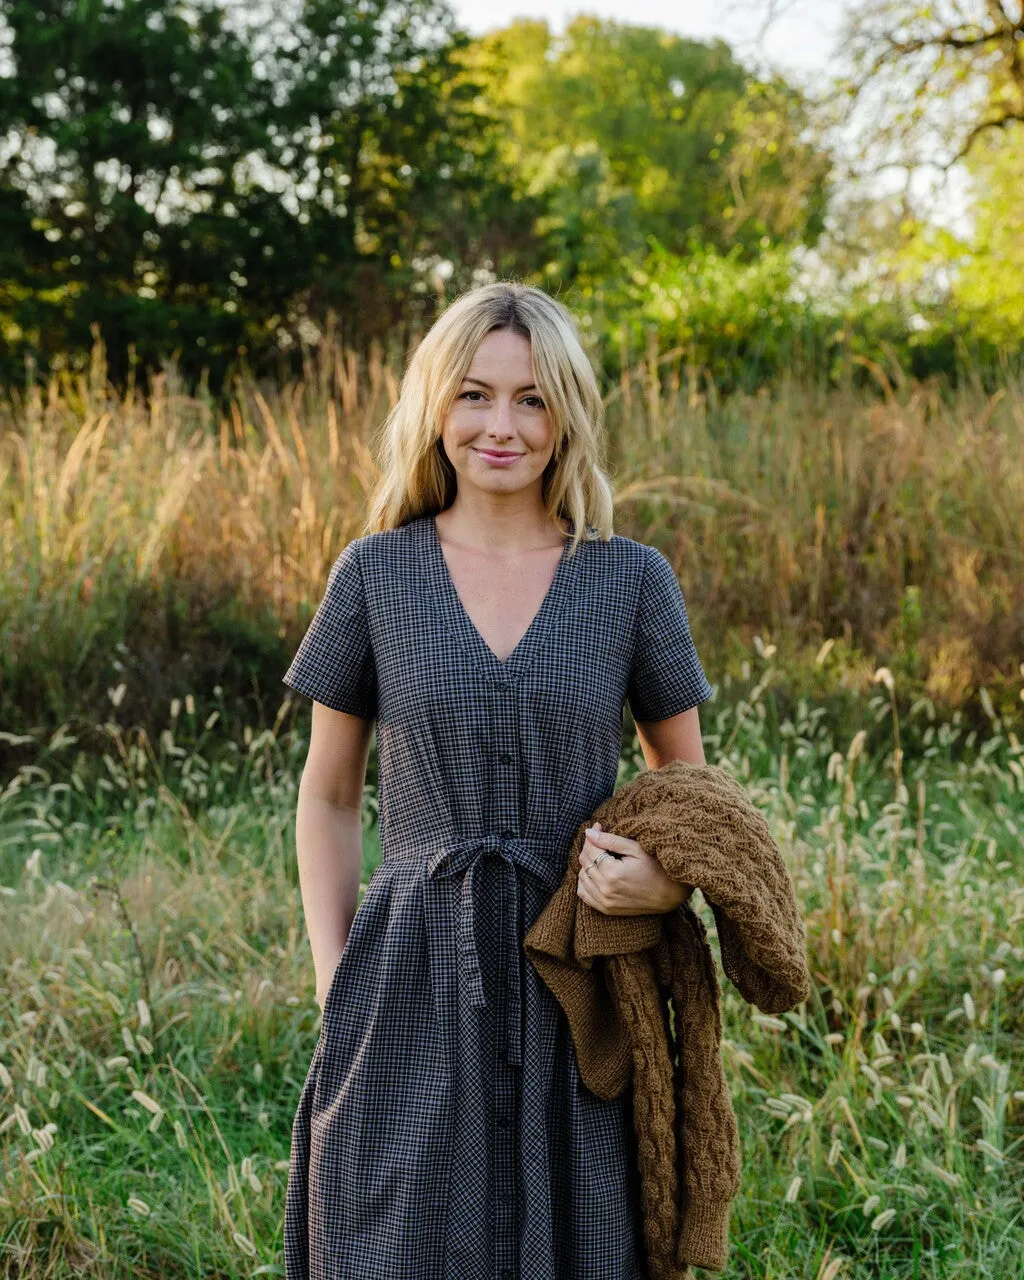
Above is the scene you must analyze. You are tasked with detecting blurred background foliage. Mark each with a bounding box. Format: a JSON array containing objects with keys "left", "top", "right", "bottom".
[{"left": 3, "top": 0, "right": 1023, "bottom": 393}]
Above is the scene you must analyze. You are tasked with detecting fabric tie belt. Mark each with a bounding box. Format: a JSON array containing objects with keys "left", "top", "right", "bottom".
[{"left": 425, "top": 834, "right": 563, "bottom": 1066}]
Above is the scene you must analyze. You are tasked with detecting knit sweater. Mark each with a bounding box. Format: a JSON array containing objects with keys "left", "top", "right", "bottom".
[{"left": 523, "top": 759, "right": 812, "bottom": 1279}]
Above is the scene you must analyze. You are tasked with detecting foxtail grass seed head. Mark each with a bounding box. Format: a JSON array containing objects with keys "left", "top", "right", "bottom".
[
  {"left": 233, "top": 1232, "right": 257, "bottom": 1256},
  {"left": 922, "top": 1157, "right": 961, "bottom": 1188}
]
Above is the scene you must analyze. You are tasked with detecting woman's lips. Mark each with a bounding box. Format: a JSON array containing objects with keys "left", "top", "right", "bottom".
[{"left": 474, "top": 447, "right": 523, "bottom": 465}]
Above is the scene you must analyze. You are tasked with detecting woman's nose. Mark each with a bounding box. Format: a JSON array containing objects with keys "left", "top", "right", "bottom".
[{"left": 487, "top": 398, "right": 516, "bottom": 436}]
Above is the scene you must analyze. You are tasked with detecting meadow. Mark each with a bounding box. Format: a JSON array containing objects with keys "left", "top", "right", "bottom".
[
  {"left": 1, "top": 332, "right": 1022, "bottom": 745},
  {"left": 1, "top": 335, "right": 1022, "bottom": 1277}
]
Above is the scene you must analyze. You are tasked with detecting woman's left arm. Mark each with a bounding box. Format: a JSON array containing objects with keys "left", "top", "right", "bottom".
[{"left": 634, "top": 703, "right": 706, "bottom": 769}]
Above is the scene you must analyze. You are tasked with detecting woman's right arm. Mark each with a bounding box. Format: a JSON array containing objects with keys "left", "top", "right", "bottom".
[{"left": 295, "top": 699, "right": 375, "bottom": 1012}]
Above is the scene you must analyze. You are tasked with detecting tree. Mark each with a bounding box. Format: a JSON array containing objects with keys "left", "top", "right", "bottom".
[
  {"left": 838, "top": 0, "right": 1024, "bottom": 175},
  {"left": 946, "top": 123, "right": 1024, "bottom": 337},
  {"left": 749, "top": 0, "right": 1024, "bottom": 348},
  {"left": 458, "top": 16, "right": 829, "bottom": 288},
  {"left": 0, "top": 0, "right": 282, "bottom": 385},
  {"left": 0, "top": 0, "right": 532, "bottom": 389}
]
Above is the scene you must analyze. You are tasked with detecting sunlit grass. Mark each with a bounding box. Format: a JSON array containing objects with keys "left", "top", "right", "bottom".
[{"left": 1, "top": 656, "right": 1021, "bottom": 1277}]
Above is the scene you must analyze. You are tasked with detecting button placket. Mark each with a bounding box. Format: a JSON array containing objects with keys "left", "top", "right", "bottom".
[{"left": 491, "top": 674, "right": 520, "bottom": 1278}]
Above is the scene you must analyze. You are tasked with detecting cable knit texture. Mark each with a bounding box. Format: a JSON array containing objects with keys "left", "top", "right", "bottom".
[{"left": 523, "top": 759, "right": 812, "bottom": 1279}]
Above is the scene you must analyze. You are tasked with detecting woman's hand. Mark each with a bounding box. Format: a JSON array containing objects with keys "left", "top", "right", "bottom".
[
  {"left": 315, "top": 947, "right": 346, "bottom": 1014},
  {"left": 576, "top": 821, "right": 687, "bottom": 915}
]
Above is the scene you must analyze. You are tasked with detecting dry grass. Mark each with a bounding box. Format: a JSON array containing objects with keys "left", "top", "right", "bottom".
[{"left": 1, "top": 332, "right": 1022, "bottom": 738}]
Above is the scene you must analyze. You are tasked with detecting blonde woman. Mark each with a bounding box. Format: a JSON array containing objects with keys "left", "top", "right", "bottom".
[{"left": 282, "top": 281, "right": 712, "bottom": 1280}]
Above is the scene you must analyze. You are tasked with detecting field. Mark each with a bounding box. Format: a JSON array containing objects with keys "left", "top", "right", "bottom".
[{"left": 1, "top": 337, "right": 1022, "bottom": 1277}]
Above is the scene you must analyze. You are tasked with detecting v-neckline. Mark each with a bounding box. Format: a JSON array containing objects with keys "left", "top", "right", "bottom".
[{"left": 421, "top": 512, "right": 581, "bottom": 681}]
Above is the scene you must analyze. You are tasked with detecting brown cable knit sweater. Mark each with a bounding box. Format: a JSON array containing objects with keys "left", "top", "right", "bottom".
[{"left": 523, "top": 759, "right": 812, "bottom": 1279}]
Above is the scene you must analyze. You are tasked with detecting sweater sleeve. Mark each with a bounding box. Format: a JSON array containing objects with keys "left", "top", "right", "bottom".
[
  {"left": 667, "top": 771, "right": 810, "bottom": 1013},
  {"left": 665, "top": 904, "right": 742, "bottom": 1272},
  {"left": 605, "top": 763, "right": 811, "bottom": 1013}
]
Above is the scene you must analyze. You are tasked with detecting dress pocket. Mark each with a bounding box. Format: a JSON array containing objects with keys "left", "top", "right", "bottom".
[{"left": 320, "top": 862, "right": 392, "bottom": 1027}]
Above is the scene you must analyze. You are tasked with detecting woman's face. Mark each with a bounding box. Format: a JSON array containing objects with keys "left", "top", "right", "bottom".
[{"left": 439, "top": 328, "right": 555, "bottom": 501}]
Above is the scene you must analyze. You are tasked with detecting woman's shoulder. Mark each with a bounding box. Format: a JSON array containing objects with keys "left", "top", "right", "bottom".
[
  {"left": 346, "top": 518, "right": 428, "bottom": 592},
  {"left": 351, "top": 517, "right": 422, "bottom": 557},
  {"left": 583, "top": 529, "right": 653, "bottom": 575}
]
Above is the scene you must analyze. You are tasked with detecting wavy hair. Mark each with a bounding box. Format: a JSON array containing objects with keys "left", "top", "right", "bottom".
[{"left": 362, "top": 281, "right": 615, "bottom": 554}]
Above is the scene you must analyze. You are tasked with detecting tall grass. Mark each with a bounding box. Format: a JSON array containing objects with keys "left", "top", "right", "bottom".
[
  {"left": 1, "top": 330, "right": 1022, "bottom": 741},
  {"left": 1, "top": 661, "right": 1020, "bottom": 1276}
]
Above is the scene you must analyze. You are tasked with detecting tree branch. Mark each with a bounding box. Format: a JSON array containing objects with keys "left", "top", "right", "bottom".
[{"left": 946, "top": 109, "right": 1024, "bottom": 166}]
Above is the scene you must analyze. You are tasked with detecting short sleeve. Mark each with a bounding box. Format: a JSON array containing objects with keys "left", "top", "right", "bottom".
[
  {"left": 282, "top": 538, "right": 377, "bottom": 719},
  {"left": 626, "top": 545, "right": 712, "bottom": 722}
]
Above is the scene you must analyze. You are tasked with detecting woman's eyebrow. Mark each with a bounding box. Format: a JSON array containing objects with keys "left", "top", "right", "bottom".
[{"left": 462, "top": 376, "right": 537, "bottom": 393}]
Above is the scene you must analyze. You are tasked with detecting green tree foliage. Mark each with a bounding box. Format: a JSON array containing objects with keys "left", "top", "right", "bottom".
[
  {"left": 459, "top": 16, "right": 829, "bottom": 288},
  {"left": 946, "top": 124, "right": 1024, "bottom": 339},
  {"left": 265, "top": 0, "right": 538, "bottom": 332},
  {"left": 0, "top": 0, "right": 280, "bottom": 380},
  {"left": 0, "top": 0, "right": 531, "bottom": 389},
  {"left": 816, "top": 0, "right": 1024, "bottom": 348}
]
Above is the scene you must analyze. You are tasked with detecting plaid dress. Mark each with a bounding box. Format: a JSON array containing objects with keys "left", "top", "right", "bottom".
[{"left": 281, "top": 511, "right": 712, "bottom": 1280}]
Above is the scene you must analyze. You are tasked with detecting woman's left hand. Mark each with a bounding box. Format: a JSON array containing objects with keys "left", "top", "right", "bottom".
[{"left": 576, "top": 822, "right": 687, "bottom": 915}]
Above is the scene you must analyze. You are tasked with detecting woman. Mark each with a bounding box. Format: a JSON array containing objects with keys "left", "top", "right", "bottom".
[{"left": 281, "top": 281, "right": 713, "bottom": 1280}]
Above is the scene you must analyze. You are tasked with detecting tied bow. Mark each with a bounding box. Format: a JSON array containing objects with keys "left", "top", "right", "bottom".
[{"left": 427, "top": 834, "right": 562, "bottom": 1066}]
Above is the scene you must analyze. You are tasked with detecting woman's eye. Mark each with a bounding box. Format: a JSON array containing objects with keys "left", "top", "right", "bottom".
[{"left": 459, "top": 391, "right": 545, "bottom": 408}]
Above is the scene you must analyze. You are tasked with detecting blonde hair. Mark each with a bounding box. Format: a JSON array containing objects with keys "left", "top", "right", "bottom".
[{"left": 362, "top": 281, "right": 616, "bottom": 554}]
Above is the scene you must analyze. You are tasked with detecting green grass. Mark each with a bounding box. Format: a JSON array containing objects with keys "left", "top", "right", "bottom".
[{"left": 2, "top": 660, "right": 1021, "bottom": 1278}]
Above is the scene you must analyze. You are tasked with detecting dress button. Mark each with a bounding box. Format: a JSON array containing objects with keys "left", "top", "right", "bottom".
[
  {"left": 497, "top": 1112, "right": 511, "bottom": 1128},
  {"left": 498, "top": 752, "right": 513, "bottom": 764},
  {"left": 501, "top": 1270, "right": 514, "bottom": 1280},
  {"left": 500, "top": 1189, "right": 514, "bottom": 1204},
  {"left": 500, "top": 828, "right": 515, "bottom": 838}
]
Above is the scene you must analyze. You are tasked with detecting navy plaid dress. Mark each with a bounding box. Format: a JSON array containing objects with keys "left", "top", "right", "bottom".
[{"left": 281, "top": 511, "right": 712, "bottom": 1280}]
